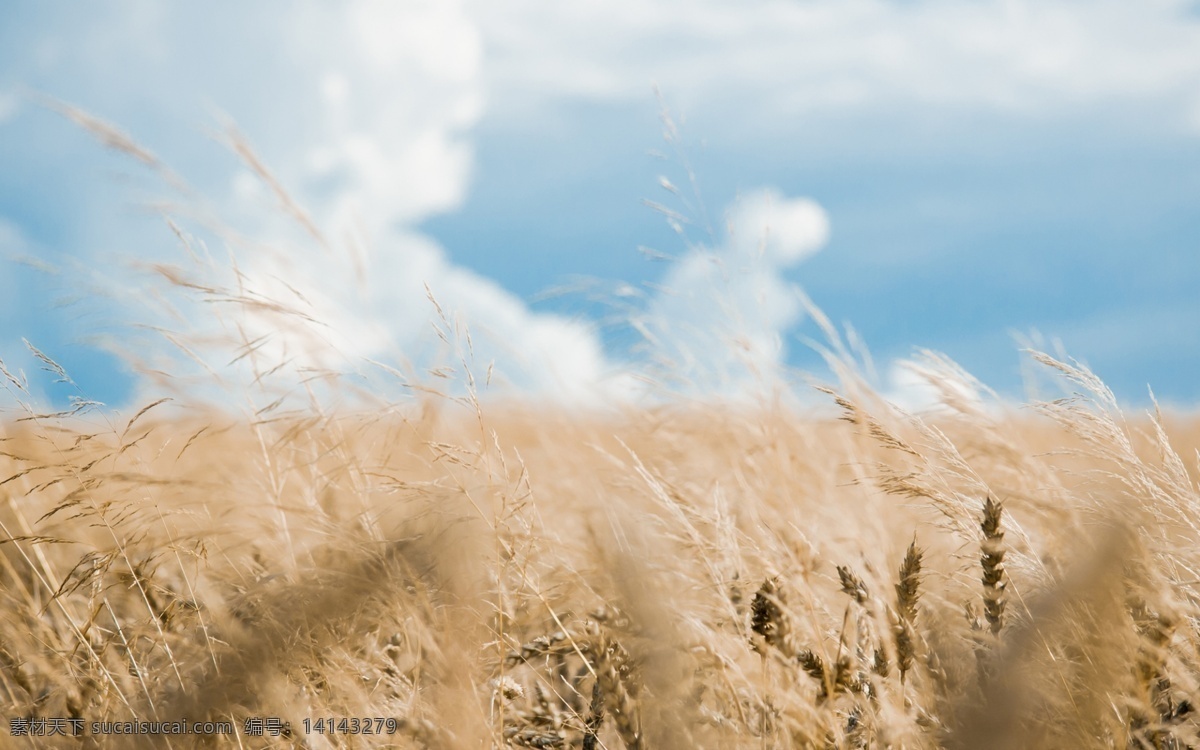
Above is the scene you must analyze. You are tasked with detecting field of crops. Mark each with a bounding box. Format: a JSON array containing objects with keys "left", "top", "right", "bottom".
[{"left": 2, "top": 338, "right": 1198, "bottom": 748}]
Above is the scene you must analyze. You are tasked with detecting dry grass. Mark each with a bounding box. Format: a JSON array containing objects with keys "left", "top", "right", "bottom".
[
  {"left": 2, "top": 361, "right": 1200, "bottom": 748},
  {"left": 3, "top": 106, "right": 1199, "bottom": 749}
]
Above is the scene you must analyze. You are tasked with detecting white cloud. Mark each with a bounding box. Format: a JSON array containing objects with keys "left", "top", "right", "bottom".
[
  {"left": 726, "top": 188, "right": 830, "bottom": 265},
  {"left": 6, "top": 2, "right": 483, "bottom": 235},
  {"left": 467, "top": 0, "right": 1200, "bottom": 132},
  {"left": 229, "top": 1, "right": 485, "bottom": 234},
  {"left": 637, "top": 188, "right": 831, "bottom": 392},
  {"left": 165, "top": 222, "right": 632, "bottom": 406},
  {"left": 1, "top": 2, "right": 636, "bottom": 407}
]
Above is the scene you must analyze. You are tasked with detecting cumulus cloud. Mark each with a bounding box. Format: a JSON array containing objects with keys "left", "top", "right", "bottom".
[
  {"left": 638, "top": 188, "right": 831, "bottom": 392},
  {"left": 726, "top": 189, "right": 830, "bottom": 264},
  {"left": 0, "top": 1, "right": 637, "bottom": 407},
  {"left": 277, "top": 1, "right": 484, "bottom": 232},
  {"left": 146, "top": 220, "right": 631, "bottom": 406}
]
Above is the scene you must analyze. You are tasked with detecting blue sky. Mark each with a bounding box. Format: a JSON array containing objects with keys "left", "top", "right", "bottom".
[{"left": 2, "top": 1, "right": 1199, "bottom": 410}]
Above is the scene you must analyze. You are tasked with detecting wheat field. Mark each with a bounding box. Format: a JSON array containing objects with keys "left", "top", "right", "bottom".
[{"left": 2, "top": 340, "right": 1199, "bottom": 748}]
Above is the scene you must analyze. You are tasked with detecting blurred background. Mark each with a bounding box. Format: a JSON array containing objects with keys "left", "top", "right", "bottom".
[{"left": 1, "top": 1, "right": 1198, "bottom": 409}]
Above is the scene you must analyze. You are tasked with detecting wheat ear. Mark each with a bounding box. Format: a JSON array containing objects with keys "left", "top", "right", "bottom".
[
  {"left": 751, "top": 577, "right": 799, "bottom": 658},
  {"left": 894, "top": 540, "right": 923, "bottom": 684},
  {"left": 594, "top": 633, "right": 641, "bottom": 750},
  {"left": 980, "top": 497, "right": 1006, "bottom": 637}
]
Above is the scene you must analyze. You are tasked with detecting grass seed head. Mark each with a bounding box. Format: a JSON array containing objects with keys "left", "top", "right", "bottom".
[
  {"left": 980, "top": 496, "right": 1007, "bottom": 637},
  {"left": 894, "top": 540, "right": 923, "bottom": 683}
]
